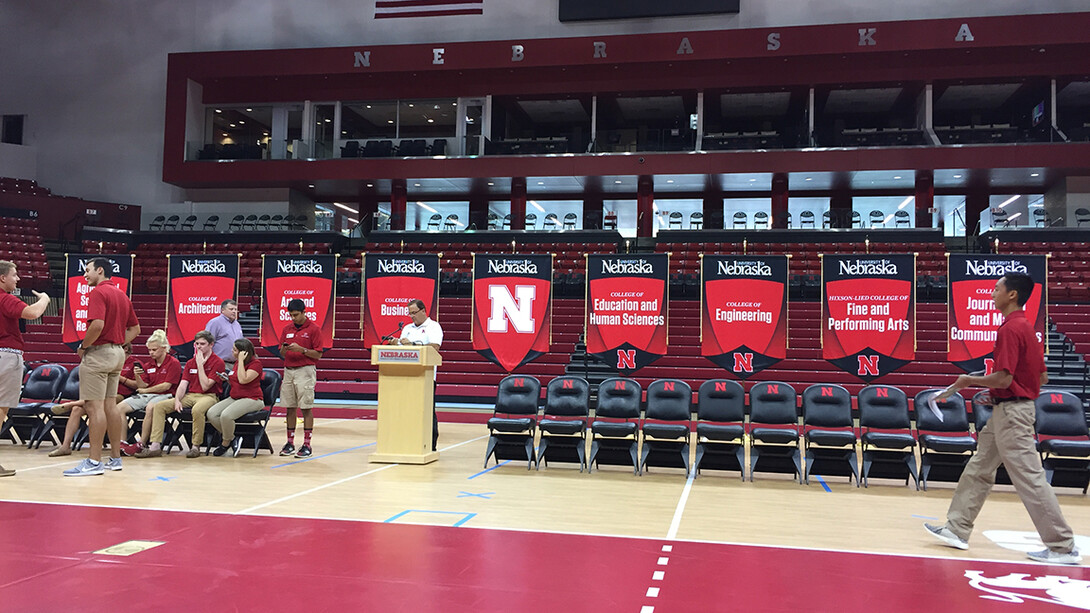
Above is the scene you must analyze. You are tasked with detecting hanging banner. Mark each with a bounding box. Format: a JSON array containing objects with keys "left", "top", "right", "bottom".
[
  {"left": 822, "top": 254, "right": 916, "bottom": 382},
  {"left": 947, "top": 254, "right": 1047, "bottom": 373},
  {"left": 362, "top": 253, "right": 440, "bottom": 348},
  {"left": 61, "top": 254, "right": 134, "bottom": 351},
  {"left": 471, "top": 253, "right": 552, "bottom": 372},
  {"left": 166, "top": 254, "right": 240, "bottom": 346},
  {"left": 701, "top": 255, "right": 788, "bottom": 378},
  {"left": 259, "top": 254, "right": 336, "bottom": 357},
  {"left": 585, "top": 253, "right": 668, "bottom": 373}
]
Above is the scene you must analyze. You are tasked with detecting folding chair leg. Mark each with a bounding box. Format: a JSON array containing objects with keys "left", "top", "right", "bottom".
[
  {"left": 535, "top": 438, "right": 549, "bottom": 471},
  {"left": 848, "top": 452, "right": 859, "bottom": 487},
  {"left": 905, "top": 453, "right": 919, "bottom": 490},
  {"left": 483, "top": 435, "right": 499, "bottom": 468},
  {"left": 749, "top": 447, "right": 760, "bottom": 482},
  {"left": 791, "top": 448, "right": 802, "bottom": 484},
  {"left": 524, "top": 438, "right": 535, "bottom": 470},
  {"left": 629, "top": 441, "right": 639, "bottom": 475},
  {"left": 577, "top": 439, "right": 586, "bottom": 473},
  {"left": 736, "top": 447, "right": 746, "bottom": 481},
  {"left": 804, "top": 453, "right": 815, "bottom": 485},
  {"left": 588, "top": 439, "right": 600, "bottom": 473}
]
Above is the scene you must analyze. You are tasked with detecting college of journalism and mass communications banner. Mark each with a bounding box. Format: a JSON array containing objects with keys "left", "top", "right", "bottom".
[
  {"left": 471, "top": 253, "right": 552, "bottom": 372},
  {"left": 361, "top": 253, "right": 440, "bottom": 348},
  {"left": 61, "top": 254, "right": 135, "bottom": 350},
  {"left": 947, "top": 254, "right": 1048, "bottom": 373},
  {"left": 822, "top": 254, "right": 916, "bottom": 382},
  {"left": 585, "top": 253, "right": 668, "bottom": 373},
  {"left": 259, "top": 254, "right": 336, "bottom": 357},
  {"left": 166, "top": 254, "right": 240, "bottom": 347},
  {"left": 701, "top": 255, "right": 788, "bottom": 379}
]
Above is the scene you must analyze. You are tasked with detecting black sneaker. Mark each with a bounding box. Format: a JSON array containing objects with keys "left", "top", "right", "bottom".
[
  {"left": 213, "top": 445, "right": 230, "bottom": 457},
  {"left": 295, "top": 444, "right": 312, "bottom": 458},
  {"left": 279, "top": 442, "right": 296, "bottom": 456}
]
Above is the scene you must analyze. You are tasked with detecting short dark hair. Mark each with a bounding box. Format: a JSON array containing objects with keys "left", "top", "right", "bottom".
[
  {"left": 221, "top": 299, "right": 237, "bottom": 309},
  {"left": 89, "top": 257, "right": 113, "bottom": 278},
  {"left": 1001, "top": 272, "right": 1035, "bottom": 307},
  {"left": 287, "top": 299, "right": 307, "bottom": 312},
  {"left": 194, "top": 330, "right": 215, "bottom": 345},
  {"left": 409, "top": 299, "right": 426, "bottom": 313}
]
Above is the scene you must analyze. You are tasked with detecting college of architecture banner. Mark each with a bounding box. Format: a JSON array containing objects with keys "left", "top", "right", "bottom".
[
  {"left": 61, "top": 253, "right": 134, "bottom": 350},
  {"left": 701, "top": 255, "right": 788, "bottom": 379},
  {"left": 259, "top": 254, "right": 336, "bottom": 357},
  {"left": 361, "top": 253, "right": 440, "bottom": 348},
  {"left": 471, "top": 253, "right": 552, "bottom": 372},
  {"left": 822, "top": 254, "right": 916, "bottom": 382},
  {"left": 947, "top": 254, "right": 1047, "bottom": 373},
  {"left": 585, "top": 253, "right": 668, "bottom": 373},
  {"left": 166, "top": 254, "right": 240, "bottom": 346}
]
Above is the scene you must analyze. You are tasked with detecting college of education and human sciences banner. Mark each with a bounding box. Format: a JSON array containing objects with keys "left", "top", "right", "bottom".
[
  {"left": 701, "top": 255, "right": 788, "bottom": 379},
  {"left": 471, "top": 254, "right": 552, "bottom": 372},
  {"left": 61, "top": 254, "right": 134, "bottom": 351},
  {"left": 166, "top": 254, "right": 239, "bottom": 347},
  {"left": 361, "top": 253, "right": 440, "bottom": 348},
  {"left": 259, "top": 254, "right": 336, "bottom": 357},
  {"left": 822, "top": 254, "right": 916, "bottom": 382},
  {"left": 947, "top": 254, "right": 1047, "bottom": 373},
  {"left": 585, "top": 254, "right": 668, "bottom": 373}
]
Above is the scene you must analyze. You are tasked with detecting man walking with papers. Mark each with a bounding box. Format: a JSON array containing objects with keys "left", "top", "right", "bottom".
[{"left": 924, "top": 272, "right": 1080, "bottom": 564}]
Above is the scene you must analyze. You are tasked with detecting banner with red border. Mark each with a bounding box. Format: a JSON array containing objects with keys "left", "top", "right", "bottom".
[
  {"left": 585, "top": 254, "right": 668, "bottom": 374},
  {"left": 471, "top": 254, "right": 552, "bottom": 372},
  {"left": 166, "top": 254, "right": 240, "bottom": 347},
  {"left": 362, "top": 253, "right": 440, "bottom": 348},
  {"left": 259, "top": 255, "right": 336, "bottom": 357},
  {"left": 61, "top": 254, "right": 134, "bottom": 350},
  {"left": 701, "top": 255, "right": 788, "bottom": 379}
]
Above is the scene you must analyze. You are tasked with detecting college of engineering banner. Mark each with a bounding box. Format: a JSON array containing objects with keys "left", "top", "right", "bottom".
[
  {"left": 362, "top": 253, "right": 439, "bottom": 348},
  {"left": 61, "top": 253, "right": 134, "bottom": 350},
  {"left": 822, "top": 254, "right": 916, "bottom": 382},
  {"left": 166, "top": 254, "right": 240, "bottom": 346},
  {"left": 259, "top": 254, "right": 336, "bottom": 357},
  {"left": 471, "top": 253, "right": 552, "bottom": 372},
  {"left": 701, "top": 255, "right": 788, "bottom": 378},
  {"left": 947, "top": 254, "right": 1047, "bottom": 373},
  {"left": 585, "top": 254, "right": 668, "bottom": 373}
]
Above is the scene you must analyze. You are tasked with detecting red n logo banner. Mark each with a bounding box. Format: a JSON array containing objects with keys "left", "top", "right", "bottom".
[
  {"left": 732, "top": 352, "right": 754, "bottom": 373},
  {"left": 471, "top": 254, "right": 552, "bottom": 372},
  {"left": 857, "top": 355, "right": 880, "bottom": 377},
  {"left": 617, "top": 350, "right": 636, "bottom": 370}
]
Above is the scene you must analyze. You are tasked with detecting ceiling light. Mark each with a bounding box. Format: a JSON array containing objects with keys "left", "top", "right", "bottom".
[
  {"left": 749, "top": 178, "right": 757, "bottom": 182},
  {"left": 417, "top": 202, "right": 436, "bottom": 213},
  {"left": 246, "top": 108, "right": 252, "bottom": 112},
  {"left": 530, "top": 201, "right": 545, "bottom": 212},
  {"left": 222, "top": 133, "right": 228, "bottom": 137},
  {"left": 427, "top": 118, "right": 434, "bottom": 123},
  {"left": 487, "top": 182, "right": 494, "bottom": 186},
  {"left": 332, "top": 202, "right": 358, "bottom": 213},
  {"left": 238, "top": 120, "right": 245, "bottom": 124},
  {"left": 1031, "top": 173, "right": 1040, "bottom": 177},
  {"left": 414, "top": 183, "right": 421, "bottom": 187},
  {"left": 897, "top": 196, "right": 915, "bottom": 210},
  {"left": 893, "top": 176, "right": 902, "bottom": 180},
  {"left": 215, "top": 109, "right": 222, "bottom": 113},
  {"left": 953, "top": 174, "right": 962, "bottom": 179},
  {"left": 998, "top": 195, "right": 1019, "bottom": 208},
  {"left": 342, "top": 130, "right": 347, "bottom": 135},
  {"left": 387, "top": 120, "right": 394, "bottom": 124},
  {"left": 537, "top": 181, "right": 545, "bottom": 185},
  {"left": 366, "top": 105, "right": 372, "bottom": 109},
  {"left": 666, "top": 180, "right": 674, "bottom": 184},
  {"left": 805, "top": 177, "right": 813, "bottom": 181},
  {"left": 263, "top": 132, "right": 269, "bottom": 136},
  {"left": 366, "top": 183, "right": 373, "bottom": 188},
  {"left": 325, "top": 118, "right": 332, "bottom": 123},
  {"left": 615, "top": 180, "right": 622, "bottom": 184},
  {"left": 408, "top": 103, "right": 414, "bottom": 108}
]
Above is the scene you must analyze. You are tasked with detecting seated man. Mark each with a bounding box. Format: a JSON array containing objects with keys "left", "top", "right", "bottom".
[{"left": 117, "top": 330, "right": 183, "bottom": 455}]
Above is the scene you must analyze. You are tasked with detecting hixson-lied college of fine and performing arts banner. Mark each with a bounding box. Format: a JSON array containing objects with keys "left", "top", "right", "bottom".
[
  {"left": 61, "top": 254, "right": 134, "bottom": 351},
  {"left": 822, "top": 254, "right": 916, "bottom": 382},
  {"left": 471, "top": 253, "right": 552, "bottom": 372},
  {"left": 585, "top": 254, "right": 668, "bottom": 373},
  {"left": 361, "top": 253, "right": 440, "bottom": 348},
  {"left": 947, "top": 254, "right": 1048, "bottom": 373},
  {"left": 259, "top": 254, "right": 336, "bottom": 357},
  {"left": 701, "top": 255, "right": 788, "bottom": 379},
  {"left": 166, "top": 254, "right": 239, "bottom": 347}
]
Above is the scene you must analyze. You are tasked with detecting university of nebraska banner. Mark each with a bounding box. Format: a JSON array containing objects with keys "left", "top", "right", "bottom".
[
  {"left": 947, "top": 254, "right": 1047, "bottom": 373},
  {"left": 259, "top": 255, "right": 336, "bottom": 357},
  {"left": 471, "top": 254, "right": 552, "bottom": 372},
  {"left": 585, "top": 254, "right": 668, "bottom": 373},
  {"left": 166, "top": 254, "right": 240, "bottom": 346},
  {"left": 61, "top": 254, "right": 134, "bottom": 350},
  {"left": 701, "top": 255, "right": 788, "bottom": 378},
  {"left": 822, "top": 254, "right": 916, "bottom": 381},
  {"left": 362, "top": 254, "right": 439, "bottom": 348}
]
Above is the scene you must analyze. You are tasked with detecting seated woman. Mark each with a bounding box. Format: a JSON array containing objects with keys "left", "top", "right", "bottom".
[
  {"left": 48, "top": 343, "right": 138, "bottom": 457},
  {"left": 208, "top": 338, "right": 265, "bottom": 457},
  {"left": 117, "top": 329, "right": 183, "bottom": 456}
]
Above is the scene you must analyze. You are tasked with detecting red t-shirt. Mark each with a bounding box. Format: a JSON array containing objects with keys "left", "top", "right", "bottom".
[
  {"left": 991, "top": 310, "right": 1046, "bottom": 400},
  {"left": 229, "top": 358, "right": 265, "bottom": 401},
  {"left": 181, "top": 352, "right": 226, "bottom": 397},
  {"left": 87, "top": 279, "right": 139, "bottom": 346},
  {"left": 0, "top": 289, "right": 26, "bottom": 350},
  {"left": 280, "top": 320, "right": 324, "bottom": 368},
  {"left": 118, "top": 356, "right": 137, "bottom": 398},
  {"left": 139, "top": 355, "right": 182, "bottom": 395}
]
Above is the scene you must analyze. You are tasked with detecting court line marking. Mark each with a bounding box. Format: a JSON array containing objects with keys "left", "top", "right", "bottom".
[
  {"left": 271, "top": 443, "right": 375, "bottom": 468},
  {"left": 10, "top": 459, "right": 81, "bottom": 472},
  {"left": 384, "top": 509, "right": 477, "bottom": 527},
  {"left": 468, "top": 460, "right": 511, "bottom": 479},
  {"left": 815, "top": 476, "right": 832, "bottom": 492},
  {"left": 665, "top": 472, "right": 695, "bottom": 540}
]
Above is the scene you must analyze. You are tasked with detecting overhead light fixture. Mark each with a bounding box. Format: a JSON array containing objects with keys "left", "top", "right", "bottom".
[
  {"left": 427, "top": 118, "right": 434, "bottom": 123},
  {"left": 332, "top": 202, "right": 358, "bottom": 213},
  {"left": 417, "top": 202, "right": 437, "bottom": 213},
  {"left": 246, "top": 108, "right": 253, "bottom": 112},
  {"left": 487, "top": 182, "right": 494, "bottom": 186},
  {"left": 414, "top": 183, "right": 421, "bottom": 187},
  {"left": 325, "top": 118, "right": 332, "bottom": 123},
  {"left": 408, "top": 103, "right": 414, "bottom": 108},
  {"left": 615, "top": 180, "right": 622, "bottom": 184},
  {"left": 342, "top": 130, "right": 347, "bottom": 135},
  {"left": 229, "top": 123, "right": 236, "bottom": 128},
  {"left": 897, "top": 196, "right": 915, "bottom": 210},
  {"left": 998, "top": 195, "right": 1019, "bottom": 208},
  {"left": 953, "top": 174, "right": 962, "bottom": 179},
  {"left": 893, "top": 176, "right": 902, "bottom": 180},
  {"left": 238, "top": 120, "right": 245, "bottom": 124},
  {"left": 805, "top": 177, "right": 813, "bottom": 181},
  {"left": 366, "top": 105, "right": 372, "bottom": 109},
  {"left": 366, "top": 183, "right": 373, "bottom": 188},
  {"left": 749, "top": 178, "right": 757, "bottom": 182},
  {"left": 1031, "top": 173, "right": 1040, "bottom": 177},
  {"left": 222, "top": 133, "right": 228, "bottom": 137},
  {"left": 308, "top": 184, "right": 315, "bottom": 188},
  {"left": 530, "top": 200, "right": 545, "bottom": 212},
  {"left": 537, "top": 181, "right": 545, "bottom": 185},
  {"left": 666, "top": 180, "right": 674, "bottom": 184},
  {"left": 387, "top": 120, "right": 394, "bottom": 124},
  {"left": 215, "top": 109, "right": 222, "bottom": 114}
]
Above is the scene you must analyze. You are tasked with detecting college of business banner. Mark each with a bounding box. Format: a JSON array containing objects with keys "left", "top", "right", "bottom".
[
  {"left": 701, "top": 255, "right": 788, "bottom": 378},
  {"left": 259, "top": 254, "right": 336, "bottom": 357},
  {"left": 166, "top": 254, "right": 240, "bottom": 346},
  {"left": 585, "top": 254, "right": 668, "bottom": 373},
  {"left": 822, "top": 254, "right": 916, "bottom": 382},
  {"left": 471, "top": 254, "right": 552, "bottom": 372},
  {"left": 362, "top": 253, "right": 439, "bottom": 348},
  {"left": 61, "top": 254, "right": 134, "bottom": 350},
  {"left": 947, "top": 254, "right": 1047, "bottom": 373}
]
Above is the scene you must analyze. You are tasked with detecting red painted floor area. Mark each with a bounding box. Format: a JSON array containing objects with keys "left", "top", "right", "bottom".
[{"left": 1, "top": 502, "right": 1089, "bottom": 612}]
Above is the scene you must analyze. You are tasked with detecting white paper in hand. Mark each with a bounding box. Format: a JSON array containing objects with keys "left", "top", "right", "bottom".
[{"left": 925, "top": 392, "right": 944, "bottom": 423}]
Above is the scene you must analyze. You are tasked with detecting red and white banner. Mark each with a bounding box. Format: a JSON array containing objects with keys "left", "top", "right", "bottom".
[
  {"left": 585, "top": 254, "right": 668, "bottom": 374},
  {"left": 61, "top": 254, "right": 134, "bottom": 351},
  {"left": 375, "top": 0, "right": 483, "bottom": 19},
  {"left": 701, "top": 255, "right": 788, "bottom": 378},
  {"left": 259, "top": 255, "right": 336, "bottom": 356},
  {"left": 471, "top": 254, "right": 552, "bottom": 372},
  {"left": 362, "top": 254, "right": 440, "bottom": 348},
  {"left": 166, "top": 254, "right": 239, "bottom": 347}
]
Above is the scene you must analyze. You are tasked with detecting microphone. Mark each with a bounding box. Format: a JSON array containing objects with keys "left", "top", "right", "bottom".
[{"left": 381, "top": 321, "right": 405, "bottom": 342}]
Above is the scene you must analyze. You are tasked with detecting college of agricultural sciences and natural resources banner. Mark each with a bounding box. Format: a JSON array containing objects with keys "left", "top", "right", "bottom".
[
  {"left": 361, "top": 253, "right": 439, "bottom": 348},
  {"left": 822, "top": 254, "right": 916, "bottom": 382},
  {"left": 259, "top": 254, "right": 336, "bottom": 357},
  {"left": 166, "top": 254, "right": 239, "bottom": 347},
  {"left": 471, "top": 254, "right": 552, "bottom": 372},
  {"left": 701, "top": 255, "right": 788, "bottom": 379},
  {"left": 947, "top": 254, "right": 1048, "bottom": 373},
  {"left": 61, "top": 254, "right": 134, "bottom": 351},
  {"left": 585, "top": 254, "right": 668, "bottom": 373}
]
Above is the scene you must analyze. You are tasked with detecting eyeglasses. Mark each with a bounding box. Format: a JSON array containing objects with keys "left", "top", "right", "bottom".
[{"left": 408, "top": 309, "right": 421, "bottom": 315}]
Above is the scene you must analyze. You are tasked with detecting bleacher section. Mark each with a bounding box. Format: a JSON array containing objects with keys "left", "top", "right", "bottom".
[{"left": 0, "top": 216, "right": 50, "bottom": 289}]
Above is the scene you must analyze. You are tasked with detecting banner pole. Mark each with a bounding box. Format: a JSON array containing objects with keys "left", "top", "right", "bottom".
[
  {"left": 818, "top": 253, "right": 824, "bottom": 351},
  {"left": 913, "top": 252, "right": 918, "bottom": 354},
  {"left": 785, "top": 254, "right": 791, "bottom": 350},
  {"left": 698, "top": 254, "right": 703, "bottom": 344},
  {"left": 945, "top": 252, "right": 951, "bottom": 356},
  {"left": 360, "top": 254, "right": 366, "bottom": 342},
  {"left": 469, "top": 253, "right": 476, "bottom": 345},
  {"left": 164, "top": 254, "right": 171, "bottom": 330},
  {"left": 331, "top": 253, "right": 338, "bottom": 345}
]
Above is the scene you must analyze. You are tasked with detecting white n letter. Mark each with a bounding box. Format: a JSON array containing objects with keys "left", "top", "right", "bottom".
[
  {"left": 487, "top": 285, "right": 536, "bottom": 333},
  {"left": 353, "top": 51, "right": 371, "bottom": 67}
]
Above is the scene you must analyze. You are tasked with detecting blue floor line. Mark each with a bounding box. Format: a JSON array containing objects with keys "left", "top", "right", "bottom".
[
  {"left": 912, "top": 514, "right": 939, "bottom": 521},
  {"left": 467, "top": 460, "right": 511, "bottom": 479},
  {"left": 271, "top": 443, "right": 376, "bottom": 468},
  {"left": 815, "top": 475, "right": 832, "bottom": 492}
]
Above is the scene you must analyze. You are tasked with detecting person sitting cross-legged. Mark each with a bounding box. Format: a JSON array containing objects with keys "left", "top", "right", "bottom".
[
  {"left": 116, "top": 330, "right": 183, "bottom": 456},
  {"left": 208, "top": 339, "right": 265, "bottom": 457}
]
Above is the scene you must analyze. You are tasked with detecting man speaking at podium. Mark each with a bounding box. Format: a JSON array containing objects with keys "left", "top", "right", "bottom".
[{"left": 389, "top": 299, "right": 443, "bottom": 451}]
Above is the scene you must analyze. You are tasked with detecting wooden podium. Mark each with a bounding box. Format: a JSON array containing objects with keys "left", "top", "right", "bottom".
[{"left": 369, "top": 345, "right": 442, "bottom": 464}]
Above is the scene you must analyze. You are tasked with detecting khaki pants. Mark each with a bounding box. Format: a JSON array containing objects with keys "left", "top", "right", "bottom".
[
  {"left": 282, "top": 365, "right": 316, "bottom": 408},
  {"left": 148, "top": 393, "right": 219, "bottom": 447},
  {"left": 946, "top": 398, "right": 1075, "bottom": 552},
  {"left": 80, "top": 344, "right": 125, "bottom": 401},
  {"left": 207, "top": 397, "right": 265, "bottom": 442}
]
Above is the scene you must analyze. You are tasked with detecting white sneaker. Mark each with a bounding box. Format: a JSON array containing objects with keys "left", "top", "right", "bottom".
[
  {"left": 104, "top": 457, "right": 123, "bottom": 471},
  {"left": 1027, "top": 548, "right": 1082, "bottom": 565},
  {"left": 63, "top": 458, "right": 105, "bottom": 477},
  {"left": 924, "top": 522, "right": 968, "bottom": 550}
]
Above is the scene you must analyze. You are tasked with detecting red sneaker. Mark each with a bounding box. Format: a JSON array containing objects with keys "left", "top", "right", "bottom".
[{"left": 119, "top": 441, "right": 142, "bottom": 457}]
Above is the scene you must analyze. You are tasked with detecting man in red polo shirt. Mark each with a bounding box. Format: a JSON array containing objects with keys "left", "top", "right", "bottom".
[
  {"left": 925, "top": 272, "right": 1080, "bottom": 564},
  {"left": 278, "top": 298, "right": 324, "bottom": 458},
  {"left": 65, "top": 257, "right": 140, "bottom": 477}
]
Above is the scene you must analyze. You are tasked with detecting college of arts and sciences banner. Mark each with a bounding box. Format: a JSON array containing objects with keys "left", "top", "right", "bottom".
[
  {"left": 61, "top": 254, "right": 134, "bottom": 351},
  {"left": 822, "top": 254, "right": 916, "bottom": 382},
  {"left": 166, "top": 254, "right": 240, "bottom": 347},
  {"left": 947, "top": 254, "right": 1048, "bottom": 373},
  {"left": 701, "top": 255, "right": 788, "bottom": 379},
  {"left": 585, "top": 254, "right": 668, "bottom": 373},
  {"left": 259, "top": 254, "right": 336, "bottom": 358},
  {"left": 361, "top": 254, "right": 439, "bottom": 348},
  {"left": 471, "top": 254, "right": 552, "bottom": 372}
]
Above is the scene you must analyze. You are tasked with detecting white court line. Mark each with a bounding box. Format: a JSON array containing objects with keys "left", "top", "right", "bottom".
[
  {"left": 665, "top": 472, "right": 695, "bottom": 540},
  {"left": 12, "top": 459, "right": 80, "bottom": 472}
]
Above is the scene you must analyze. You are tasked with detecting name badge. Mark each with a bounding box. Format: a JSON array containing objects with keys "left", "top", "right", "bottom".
[
  {"left": 286, "top": 333, "right": 295, "bottom": 339},
  {"left": 189, "top": 369, "right": 197, "bottom": 374},
  {"left": 147, "top": 368, "right": 157, "bottom": 373}
]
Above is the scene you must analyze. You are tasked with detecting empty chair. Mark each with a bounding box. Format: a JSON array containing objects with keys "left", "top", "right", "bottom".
[
  {"left": 543, "top": 213, "right": 559, "bottom": 229},
  {"left": 537, "top": 376, "right": 591, "bottom": 471},
  {"left": 693, "top": 380, "right": 746, "bottom": 478},
  {"left": 202, "top": 215, "right": 220, "bottom": 231},
  {"left": 484, "top": 375, "right": 540, "bottom": 469},
  {"left": 228, "top": 215, "right": 245, "bottom": 231},
  {"left": 914, "top": 389, "right": 976, "bottom": 490},
  {"left": 732, "top": 211, "right": 747, "bottom": 228},
  {"left": 588, "top": 377, "right": 641, "bottom": 474},
  {"left": 270, "top": 214, "right": 284, "bottom": 230},
  {"left": 443, "top": 214, "right": 459, "bottom": 231},
  {"left": 426, "top": 213, "right": 442, "bottom": 230},
  {"left": 148, "top": 215, "right": 166, "bottom": 231},
  {"left": 180, "top": 215, "right": 198, "bottom": 230},
  {"left": 640, "top": 379, "right": 692, "bottom": 475},
  {"left": 487, "top": 212, "right": 499, "bottom": 230},
  {"left": 991, "top": 207, "right": 1011, "bottom": 227},
  {"left": 1035, "top": 390, "right": 1090, "bottom": 491},
  {"left": 799, "top": 210, "right": 815, "bottom": 228},
  {"left": 1033, "top": 208, "right": 1047, "bottom": 227},
  {"left": 243, "top": 214, "right": 258, "bottom": 230},
  {"left": 753, "top": 211, "right": 769, "bottom": 229},
  {"left": 257, "top": 214, "right": 271, "bottom": 230},
  {"left": 851, "top": 210, "right": 862, "bottom": 228},
  {"left": 668, "top": 211, "right": 683, "bottom": 229},
  {"left": 502, "top": 214, "right": 512, "bottom": 229},
  {"left": 858, "top": 385, "right": 918, "bottom": 488},
  {"left": 603, "top": 211, "right": 617, "bottom": 230},
  {"left": 894, "top": 210, "right": 910, "bottom": 227},
  {"left": 869, "top": 210, "right": 885, "bottom": 228},
  {"left": 1076, "top": 208, "right": 1090, "bottom": 227},
  {"left": 563, "top": 212, "right": 578, "bottom": 230},
  {"left": 163, "top": 215, "right": 181, "bottom": 230},
  {"left": 747, "top": 381, "right": 801, "bottom": 481},
  {"left": 340, "top": 140, "right": 360, "bottom": 158},
  {"left": 689, "top": 211, "right": 703, "bottom": 229},
  {"left": 801, "top": 384, "right": 858, "bottom": 486},
  {"left": 525, "top": 213, "right": 537, "bottom": 229},
  {"left": 293, "top": 214, "right": 309, "bottom": 230},
  {"left": 1, "top": 364, "right": 68, "bottom": 447},
  {"left": 430, "top": 139, "right": 447, "bottom": 156}
]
